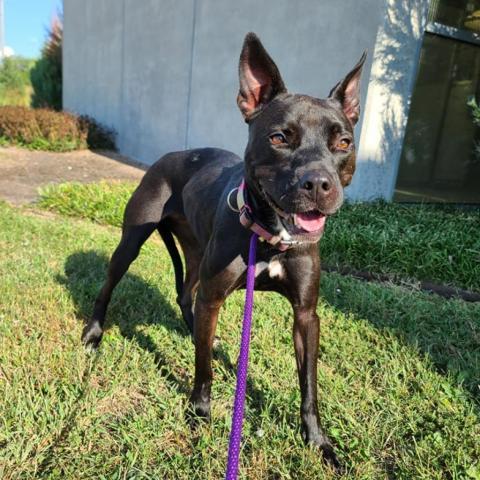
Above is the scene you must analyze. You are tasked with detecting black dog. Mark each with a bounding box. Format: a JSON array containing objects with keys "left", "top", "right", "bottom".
[{"left": 82, "top": 33, "right": 366, "bottom": 469}]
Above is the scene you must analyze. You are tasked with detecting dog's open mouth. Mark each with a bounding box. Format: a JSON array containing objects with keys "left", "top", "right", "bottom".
[
  {"left": 293, "top": 210, "right": 326, "bottom": 233},
  {"left": 259, "top": 185, "right": 327, "bottom": 239},
  {"left": 279, "top": 210, "right": 326, "bottom": 241}
]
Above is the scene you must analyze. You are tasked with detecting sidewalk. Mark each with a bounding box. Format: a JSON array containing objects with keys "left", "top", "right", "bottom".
[{"left": 0, "top": 147, "right": 145, "bottom": 205}]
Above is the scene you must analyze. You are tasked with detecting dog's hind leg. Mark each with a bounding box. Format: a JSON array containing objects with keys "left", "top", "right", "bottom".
[
  {"left": 158, "top": 222, "right": 184, "bottom": 307},
  {"left": 81, "top": 222, "right": 158, "bottom": 349},
  {"left": 157, "top": 223, "right": 197, "bottom": 336},
  {"left": 81, "top": 170, "right": 176, "bottom": 349},
  {"left": 159, "top": 220, "right": 202, "bottom": 336},
  {"left": 177, "top": 253, "right": 200, "bottom": 336}
]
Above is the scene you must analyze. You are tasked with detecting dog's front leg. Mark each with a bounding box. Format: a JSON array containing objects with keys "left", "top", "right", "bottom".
[
  {"left": 292, "top": 305, "right": 340, "bottom": 469},
  {"left": 284, "top": 247, "right": 341, "bottom": 470},
  {"left": 189, "top": 285, "right": 224, "bottom": 419},
  {"left": 187, "top": 227, "right": 248, "bottom": 421}
]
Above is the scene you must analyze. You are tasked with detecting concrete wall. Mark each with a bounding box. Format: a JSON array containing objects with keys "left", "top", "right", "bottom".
[
  {"left": 186, "top": 0, "right": 385, "bottom": 156},
  {"left": 64, "top": 2, "right": 123, "bottom": 141},
  {"left": 64, "top": 0, "right": 426, "bottom": 200},
  {"left": 349, "top": 0, "right": 431, "bottom": 200},
  {"left": 64, "top": 0, "right": 194, "bottom": 162}
]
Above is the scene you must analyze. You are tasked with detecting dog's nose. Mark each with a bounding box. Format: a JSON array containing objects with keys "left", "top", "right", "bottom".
[{"left": 300, "top": 172, "right": 334, "bottom": 200}]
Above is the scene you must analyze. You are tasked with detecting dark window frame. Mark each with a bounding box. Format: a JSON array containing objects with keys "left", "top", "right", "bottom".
[{"left": 426, "top": 21, "right": 480, "bottom": 47}]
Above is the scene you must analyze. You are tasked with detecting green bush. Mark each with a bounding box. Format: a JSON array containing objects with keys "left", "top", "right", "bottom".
[
  {"left": 0, "top": 56, "right": 34, "bottom": 106},
  {"left": 30, "top": 16, "right": 62, "bottom": 110},
  {"left": 0, "top": 106, "right": 116, "bottom": 151},
  {"left": 467, "top": 97, "right": 480, "bottom": 159},
  {"left": 79, "top": 115, "right": 116, "bottom": 150},
  {"left": 468, "top": 97, "right": 480, "bottom": 126}
]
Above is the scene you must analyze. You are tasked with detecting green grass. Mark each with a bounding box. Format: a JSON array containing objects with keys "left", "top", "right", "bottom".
[
  {"left": 321, "top": 202, "right": 480, "bottom": 292},
  {"left": 38, "top": 181, "right": 480, "bottom": 291},
  {"left": 39, "top": 181, "right": 136, "bottom": 227},
  {"left": 0, "top": 136, "right": 83, "bottom": 153},
  {"left": 1, "top": 201, "right": 479, "bottom": 479}
]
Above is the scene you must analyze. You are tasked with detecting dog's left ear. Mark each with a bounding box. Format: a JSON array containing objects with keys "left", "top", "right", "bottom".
[
  {"left": 329, "top": 51, "right": 367, "bottom": 126},
  {"left": 237, "top": 32, "right": 287, "bottom": 122}
]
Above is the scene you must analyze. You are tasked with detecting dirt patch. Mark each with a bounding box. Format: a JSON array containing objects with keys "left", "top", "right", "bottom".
[{"left": 0, "top": 147, "right": 146, "bottom": 205}]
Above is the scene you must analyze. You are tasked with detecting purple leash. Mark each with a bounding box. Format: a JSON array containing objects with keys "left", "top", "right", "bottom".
[{"left": 225, "top": 233, "right": 258, "bottom": 480}]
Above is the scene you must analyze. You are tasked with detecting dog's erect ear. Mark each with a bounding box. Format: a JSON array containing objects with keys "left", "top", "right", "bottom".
[
  {"left": 329, "top": 52, "right": 367, "bottom": 126},
  {"left": 237, "top": 32, "right": 287, "bottom": 121}
]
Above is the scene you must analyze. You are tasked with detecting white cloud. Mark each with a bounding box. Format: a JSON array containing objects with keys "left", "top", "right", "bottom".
[{"left": 3, "top": 46, "right": 14, "bottom": 57}]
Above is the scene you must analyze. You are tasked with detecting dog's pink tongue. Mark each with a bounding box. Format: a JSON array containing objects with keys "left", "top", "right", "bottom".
[{"left": 295, "top": 211, "right": 326, "bottom": 232}]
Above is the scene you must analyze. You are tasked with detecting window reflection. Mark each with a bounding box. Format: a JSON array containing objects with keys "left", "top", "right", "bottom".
[
  {"left": 429, "top": 0, "right": 480, "bottom": 33},
  {"left": 394, "top": 34, "right": 480, "bottom": 203}
]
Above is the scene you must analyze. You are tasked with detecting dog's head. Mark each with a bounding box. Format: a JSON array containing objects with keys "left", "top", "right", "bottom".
[{"left": 237, "top": 33, "right": 366, "bottom": 243}]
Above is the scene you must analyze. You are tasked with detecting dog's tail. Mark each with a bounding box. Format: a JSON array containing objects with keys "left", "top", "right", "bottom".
[{"left": 158, "top": 222, "right": 184, "bottom": 301}]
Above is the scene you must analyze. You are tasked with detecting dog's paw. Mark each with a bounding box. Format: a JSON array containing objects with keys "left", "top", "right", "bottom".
[
  {"left": 186, "top": 394, "right": 211, "bottom": 428},
  {"left": 318, "top": 442, "right": 343, "bottom": 475},
  {"left": 192, "top": 400, "right": 211, "bottom": 420},
  {"left": 81, "top": 321, "right": 103, "bottom": 350},
  {"left": 302, "top": 428, "right": 343, "bottom": 474},
  {"left": 212, "top": 335, "right": 221, "bottom": 351}
]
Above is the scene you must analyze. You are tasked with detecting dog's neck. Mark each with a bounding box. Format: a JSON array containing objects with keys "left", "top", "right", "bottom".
[{"left": 242, "top": 176, "right": 284, "bottom": 236}]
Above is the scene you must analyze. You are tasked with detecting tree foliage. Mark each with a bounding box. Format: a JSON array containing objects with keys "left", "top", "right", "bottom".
[
  {"left": 30, "top": 15, "right": 63, "bottom": 110},
  {"left": 0, "top": 57, "right": 34, "bottom": 106},
  {"left": 467, "top": 97, "right": 480, "bottom": 127}
]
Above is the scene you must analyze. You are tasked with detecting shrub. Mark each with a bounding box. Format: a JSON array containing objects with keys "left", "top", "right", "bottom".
[
  {"left": 30, "top": 15, "right": 62, "bottom": 110},
  {"left": 468, "top": 97, "right": 480, "bottom": 126},
  {"left": 467, "top": 97, "right": 480, "bottom": 160},
  {"left": 79, "top": 115, "right": 116, "bottom": 150},
  {"left": 0, "top": 106, "right": 116, "bottom": 151}
]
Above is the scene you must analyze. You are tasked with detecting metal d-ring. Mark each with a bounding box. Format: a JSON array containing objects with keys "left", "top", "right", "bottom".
[{"left": 226, "top": 187, "right": 240, "bottom": 212}]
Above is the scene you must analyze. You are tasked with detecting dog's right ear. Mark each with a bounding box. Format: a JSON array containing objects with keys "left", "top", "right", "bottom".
[{"left": 237, "top": 32, "right": 287, "bottom": 122}]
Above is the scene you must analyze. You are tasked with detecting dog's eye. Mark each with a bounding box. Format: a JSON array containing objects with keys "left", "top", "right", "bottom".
[
  {"left": 336, "top": 138, "right": 351, "bottom": 151},
  {"left": 269, "top": 133, "right": 287, "bottom": 145}
]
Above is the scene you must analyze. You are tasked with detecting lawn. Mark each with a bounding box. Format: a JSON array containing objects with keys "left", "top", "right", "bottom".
[
  {"left": 0, "top": 197, "right": 479, "bottom": 479},
  {"left": 38, "top": 181, "right": 480, "bottom": 292}
]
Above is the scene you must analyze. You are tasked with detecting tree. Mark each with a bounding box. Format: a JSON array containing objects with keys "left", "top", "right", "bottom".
[{"left": 30, "top": 14, "right": 62, "bottom": 110}]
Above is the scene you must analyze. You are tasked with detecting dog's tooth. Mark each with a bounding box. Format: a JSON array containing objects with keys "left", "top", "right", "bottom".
[{"left": 279, "top": 228, "right": 291, "bottom": 241}]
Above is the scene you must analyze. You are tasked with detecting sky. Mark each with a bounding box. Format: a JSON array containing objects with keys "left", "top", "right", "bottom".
[{"left": 4, "top": 0, "right": 61, "bottom": 58}]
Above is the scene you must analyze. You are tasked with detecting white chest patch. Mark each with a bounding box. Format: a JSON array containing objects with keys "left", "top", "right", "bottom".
[
  {"left": 268, "top": 259, "right": 284, "bottom": 279},
  {"left": 255, "top": 261, "right": 269, "bottom": 277}
]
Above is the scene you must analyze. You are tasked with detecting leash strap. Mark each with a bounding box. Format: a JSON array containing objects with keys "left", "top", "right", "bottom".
[{"left": 225, "top": 232, "right": 258, "bottom": 480}]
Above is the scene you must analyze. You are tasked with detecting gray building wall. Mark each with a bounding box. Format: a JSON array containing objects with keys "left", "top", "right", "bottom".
[
  {"left": 349, "top": 0, "right": 431, "bottom": 200},
  {"left": 63, "top": 0, "right": 431, "bottom": 200}
]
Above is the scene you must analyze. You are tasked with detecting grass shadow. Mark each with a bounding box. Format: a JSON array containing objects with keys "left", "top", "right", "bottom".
[
  {"left": 321, "top": 273, "right": 480, "bottom": 405},
  {"left": 35, "top": 356, "right": 100, "bottom": 478},
  {"left": 56, "top": 250, "right": 348, "bottom": 470},
  {"left": 57, "top": 250, "right": 283, "bottom": 420},
  {"left": 58, "top": 250, "right": 192, "bottom": 395}
]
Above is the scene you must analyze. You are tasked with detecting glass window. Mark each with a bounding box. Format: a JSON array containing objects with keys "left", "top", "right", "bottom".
[
  {"left": 394, "top": 34, "right": 480, "bottom": 203},
  {"left": 429, "top": 0, "right": 480, "bottom": 33}
]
